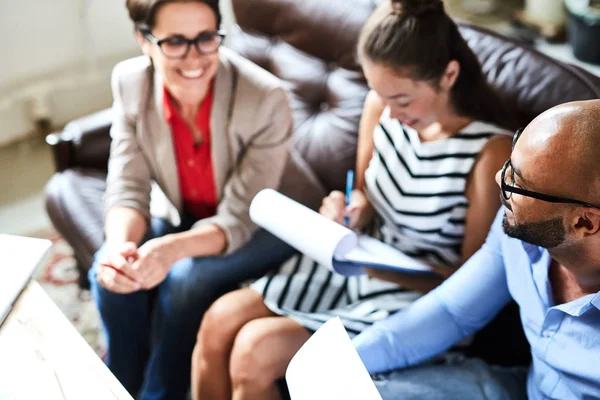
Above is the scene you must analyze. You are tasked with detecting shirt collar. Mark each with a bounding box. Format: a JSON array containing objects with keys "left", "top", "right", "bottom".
[
  {"left": 519, "top": 240, "right": 600, "bottom": 315},
  {"left": 162, "top": 83, "right": 214, "bottom": 126},
  {"left": 591, "top": 292, "right": 600, "bottom": 311},
  {"left": 518, "top": 235, "right": 600, "bottom": 315},
  {"left": 521, "top": 241, "right": 544, "bottom": 263},
  {"left": 196, "top": 82, "right": 214, "bottom": 126},
  {"left": 555, "top": 292, "right": 600, "bottom": 316},
  {"left": 163, "top": 85, "right": 175, "bottom": 124}
]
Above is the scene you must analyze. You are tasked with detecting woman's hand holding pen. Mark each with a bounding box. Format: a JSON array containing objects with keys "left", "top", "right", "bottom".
[
  {"left": 131, "top": 237, "right": 178, "bottom": 290},
  {"left": 97, "top": 241, "right": 142, "bottom": 294},
  {"left": 319, "top": 189, "right": 374, "bottom": 230},
  {"left": 98, "top": 236, "right": 179, "bottom": 292}
]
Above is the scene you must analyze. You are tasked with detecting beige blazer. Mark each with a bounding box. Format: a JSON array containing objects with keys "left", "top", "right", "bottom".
[{"left": 105, "top": 48, "right": 316, "bottom": 254}]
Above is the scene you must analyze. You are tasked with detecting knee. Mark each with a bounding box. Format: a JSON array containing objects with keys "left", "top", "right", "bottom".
[
  {"left": 229, "top": 321, "right": 276, "bottom": 391},
  {"left": 161, "top": 261, "right": 220, "bottom": 317},
  {"left": 195, "top": 292, "right": 246, "bottom": 359},
  {"left": 166, "top": 257, "right": 235, "bottom": 309}
]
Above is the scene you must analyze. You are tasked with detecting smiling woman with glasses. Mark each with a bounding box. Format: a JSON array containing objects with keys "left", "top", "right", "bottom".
[
  {"left": 501, "top": 128, "right": 600, "bottom": 209},
  {"left": 86, "top": 1, "right": 308, "bottom": 399}
]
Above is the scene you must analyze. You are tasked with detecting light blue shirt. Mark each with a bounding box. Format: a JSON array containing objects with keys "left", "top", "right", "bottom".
[{"left": 353, "top": 209, "right": 600, "bottom": 399}]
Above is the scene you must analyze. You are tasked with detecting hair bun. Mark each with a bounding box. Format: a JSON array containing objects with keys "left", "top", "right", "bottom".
[{"left": 390, "top": 0, "right": 444, "bottom": 16}]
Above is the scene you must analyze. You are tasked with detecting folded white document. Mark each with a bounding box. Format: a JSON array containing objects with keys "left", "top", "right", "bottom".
[
  {"left": 285, "top": 317, "right": 382, "bottom": 400},
  {"left": 250, "top": 189, "right": 436, "bottom": 277}
]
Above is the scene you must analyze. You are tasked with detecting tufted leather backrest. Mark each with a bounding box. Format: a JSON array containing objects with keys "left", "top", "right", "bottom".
[
  {"left": 458, "top": 24, "right": 600, "bottom": 128},
  {"left": 230, "top": 0, "right": 600, "bottom": 192}
]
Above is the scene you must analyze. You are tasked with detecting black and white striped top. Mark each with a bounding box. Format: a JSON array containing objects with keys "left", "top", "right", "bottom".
[
  {"left": 250, "top": 108, "right": 509, "bottom": 334},
  {"left": 366, "top": 108, "right": 509, "bottom": 268}
]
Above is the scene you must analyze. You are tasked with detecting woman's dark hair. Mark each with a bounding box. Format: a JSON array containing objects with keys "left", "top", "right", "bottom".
[
  {"left": 358, "top": 0, "right": 514, "bottom": 129},
  {"left": 126, "top": 0, "right": 221, "bottom": 32}
]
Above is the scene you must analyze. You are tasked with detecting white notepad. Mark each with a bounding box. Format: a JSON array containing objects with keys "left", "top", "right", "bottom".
[{"left": 250, "top": 189, "right": 436, "bottom": 277}]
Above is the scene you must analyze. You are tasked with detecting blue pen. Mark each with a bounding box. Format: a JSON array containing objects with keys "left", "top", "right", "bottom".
[{"left": 345, "top": 170, "right": 354, "bottom": 226}]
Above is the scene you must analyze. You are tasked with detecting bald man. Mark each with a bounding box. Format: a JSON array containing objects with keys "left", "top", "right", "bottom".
[{"left": 352, "top": 100, "right": 600, "bottom": 400}]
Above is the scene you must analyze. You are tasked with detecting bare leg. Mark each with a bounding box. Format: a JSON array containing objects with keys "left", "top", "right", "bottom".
[
  {"left": 191, "top": 288, "right": 274, "bottom": 400},
  {"left": 229, "top": 317, "right": 312, "bottom": 400}
]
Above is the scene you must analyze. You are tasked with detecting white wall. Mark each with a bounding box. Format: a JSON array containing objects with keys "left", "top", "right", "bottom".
[{"left": 0, "top": 0, "right": 235, "bottom": 146}]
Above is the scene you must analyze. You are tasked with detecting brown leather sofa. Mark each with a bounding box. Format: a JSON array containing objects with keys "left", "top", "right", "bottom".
[{"left": 45, "top": 0, "right": 600, "bottom": 367}]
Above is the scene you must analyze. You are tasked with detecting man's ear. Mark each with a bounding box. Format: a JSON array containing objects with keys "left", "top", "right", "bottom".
[
  {"left": 439, "top": 60, "right": 460, "bottom": 92},
  {"left": 573, "top": 208, "right": 600, "bottom": 237},
  {"left": 135, "top": 30, "right": 152, "bottom": 57}
]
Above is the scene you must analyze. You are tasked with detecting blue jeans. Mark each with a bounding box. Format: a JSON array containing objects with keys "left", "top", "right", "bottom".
[
  {"left": 89, "top": 216, "right": 295, "bottom": 400},
  {"left": 373, "top": 354, "right": 528, "bottom": 400}
]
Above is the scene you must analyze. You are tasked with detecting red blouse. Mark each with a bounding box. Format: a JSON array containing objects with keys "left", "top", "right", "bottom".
[{"left": 163, "top": 86, "right": 218, "bottom": 220}]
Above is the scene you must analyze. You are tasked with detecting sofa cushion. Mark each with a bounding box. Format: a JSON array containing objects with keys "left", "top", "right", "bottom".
[
  {"left": 229, "top": 0, "right": 374, "bottom": 192},
  {"left": 230, "top": 0, "right": 600, "bottom": 193},
  {"left": 459, "top": 24, "right": 600, "bottom": 128}
]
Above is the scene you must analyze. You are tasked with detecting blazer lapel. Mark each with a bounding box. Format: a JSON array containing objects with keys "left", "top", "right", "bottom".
[
  {"left": 211, "top": 52, "right": 234, "bottom": 201},
  {"left": 143, "top": 54, "right": 233, "bottom": 211},
  {"left": 147, "top": 69, "right": 182, "bottom": 211}
]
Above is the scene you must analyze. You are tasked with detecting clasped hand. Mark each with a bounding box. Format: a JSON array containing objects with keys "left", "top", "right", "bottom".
[{"left": 97, "top": 237, "right": 176, "bottom": 293}]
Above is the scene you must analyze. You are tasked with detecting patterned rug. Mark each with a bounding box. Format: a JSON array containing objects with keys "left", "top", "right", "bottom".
[{"left": 33, "top": 230, "right": 106, "bottom": 358}]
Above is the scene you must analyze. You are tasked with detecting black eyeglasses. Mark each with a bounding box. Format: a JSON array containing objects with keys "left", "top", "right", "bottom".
[
  {"left": 501, "top": 128, "right": 600, "bottom": 209},
  {"left": 143, "top": 30, "right": 226, "bottom": 59}
]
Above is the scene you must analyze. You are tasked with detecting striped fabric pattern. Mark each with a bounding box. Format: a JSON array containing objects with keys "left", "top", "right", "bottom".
[
  {"left": 250, "top": 108, "right": 508, "bottom": 334},
  {"left": 251, "top": 255, "right": 422, "bottom": 335},
  {"left": 365, "top": 108, "right": 508, "bottom": 267}
]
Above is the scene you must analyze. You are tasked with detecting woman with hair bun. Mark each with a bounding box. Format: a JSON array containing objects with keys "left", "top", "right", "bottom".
[{"left": 191, "top": 1, "right": 515, "bottom": 398}]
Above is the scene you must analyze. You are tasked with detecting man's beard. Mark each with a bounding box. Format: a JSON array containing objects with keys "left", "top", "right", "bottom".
[{"left": 502, "top": 214, "right": 566, "bottom": 248}]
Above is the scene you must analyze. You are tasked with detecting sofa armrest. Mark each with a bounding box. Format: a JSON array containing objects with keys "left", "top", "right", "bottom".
[
  {"left": 45, "top": 131, "right": 74, "bottom": 173},
  {"left": 46, "top": 108, "right": 113, "bottom": 173}
]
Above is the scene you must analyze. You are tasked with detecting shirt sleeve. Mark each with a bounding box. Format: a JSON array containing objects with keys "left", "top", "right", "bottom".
[
  {"left": 353, "top": 209, "right": 512, "bottom": 374},
  {"left": 104, "top": 64, "right": 152, "bottom": 221}
]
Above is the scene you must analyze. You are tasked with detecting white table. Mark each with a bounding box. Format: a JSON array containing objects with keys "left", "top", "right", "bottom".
[{"left": 0, "top": 281, "right": 133, "bottom": 399}]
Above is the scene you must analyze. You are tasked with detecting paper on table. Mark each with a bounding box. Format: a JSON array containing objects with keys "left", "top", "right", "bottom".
[
  {"left": 0, "top": 235, "right": 52, "bottom": 327},
  {"left": 249, "top": 189, "right": 357, "bottom": 269},
  {"left": 285, "top": 317, "right": 382, "bottom": 400}
]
